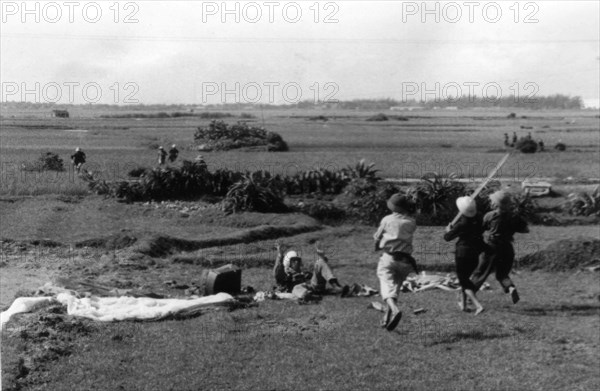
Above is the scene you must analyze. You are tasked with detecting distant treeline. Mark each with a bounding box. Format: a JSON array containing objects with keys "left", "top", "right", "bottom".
[
  {"left": 1, "top": 94, "right": 584, "bottom": 111},
  {"left": 331, "top": 95, "right": 584, "bottom": 110}
]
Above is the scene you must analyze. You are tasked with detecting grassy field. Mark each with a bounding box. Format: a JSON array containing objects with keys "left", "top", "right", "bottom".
[
  {"left": 1, "top": 109, "right": 599, "bottom": 198},
  {"left": 1, "top": 108, "right": 599, "bottom": 391}
]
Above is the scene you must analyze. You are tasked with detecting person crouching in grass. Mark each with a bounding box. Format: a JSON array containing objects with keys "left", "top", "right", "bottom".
[
  {"left": 443, "top": 196, "right": 485, "bottom": 315},
  {"left": 273, "top": 241, "right": 349, "bottom": 298},
  {"left": 470, "top": 190, "right": 529, "bottom": 304},
  {"left": 374, "top": 193, "right": 418, "bottom": 331}
]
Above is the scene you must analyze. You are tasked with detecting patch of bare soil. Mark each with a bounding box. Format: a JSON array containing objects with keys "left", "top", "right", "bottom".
[
  {"left": 518, "top": 237, "right": 600, "bottom": 271},
  {"left": 133, "top": 222, "right": 322, "bottom": 257},
  {"left": 1, "top": 306, "right": 94, "bottom": 391}
]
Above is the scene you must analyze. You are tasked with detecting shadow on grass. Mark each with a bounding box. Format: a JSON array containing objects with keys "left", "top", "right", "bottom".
[{"left": 512, "top": 304, "right": 600, "bottom": 317}]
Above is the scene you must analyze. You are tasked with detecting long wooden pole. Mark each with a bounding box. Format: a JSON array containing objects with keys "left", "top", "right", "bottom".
[{"left": 449, "top": 153, "right": 511, "bottom": 226}]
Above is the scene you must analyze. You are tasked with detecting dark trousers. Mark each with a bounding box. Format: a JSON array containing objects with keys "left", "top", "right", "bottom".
[
  {"left": 471, "top": 243, "right": 515, "bottom": 293},
  {"left": 455, "top": 247, "right": 480, "bottom": 292}
]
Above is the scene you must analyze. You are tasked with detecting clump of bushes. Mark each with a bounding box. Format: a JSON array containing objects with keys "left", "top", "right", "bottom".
[
  {"left": 562, "top": 187, "right": 600, "bottom": 216},
  {"left": 555, "top": 142, "right": 567, "bottom": 151},
  {"left": 22, "top": 152, "right": 65, "bottom": 172},
  {"left": 128, "top": 167, "right": 149, "bottom": 178},
  {"left": 336, "top": 179, "right": 401, "bottom": 225},
  {"left": 366, "top": 113, "right": 389, "bottom": 121},
  {"left": 194, "top": 120, "right": 288, "bottom": 152},
  {"left": 222, "top": 173, "right": 287, "bottom": 213},
  {"left": 515, "top": 138, "right": 538, "bottom": 153},
  {"left": 407, "top": 172, "right": 466, "bottom": 224}
]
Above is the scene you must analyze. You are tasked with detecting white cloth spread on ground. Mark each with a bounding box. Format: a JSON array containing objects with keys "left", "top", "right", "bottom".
[
  {"left": 55, "top": 292, "right": 234, "bottom": 322},
  {"left": 1, "top": 297, "right": 56, "bottom": 330},
  {"left": 402, "top": 272, "right": 461, "bottom": 292}
]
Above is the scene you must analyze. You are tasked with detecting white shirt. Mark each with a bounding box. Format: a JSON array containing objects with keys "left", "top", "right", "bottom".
[{"left": 374, "top": 213, "right": 417, "bottom": 255}]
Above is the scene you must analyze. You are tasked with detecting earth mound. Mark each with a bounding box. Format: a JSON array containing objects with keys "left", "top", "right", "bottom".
[{"left": 518, "top": 237, "right": 600, "bottom": 271}]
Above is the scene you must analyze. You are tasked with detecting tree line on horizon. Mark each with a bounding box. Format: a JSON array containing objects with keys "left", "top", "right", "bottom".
[{"left": 1, "top": 94, "right": 585, "bottom": 111}]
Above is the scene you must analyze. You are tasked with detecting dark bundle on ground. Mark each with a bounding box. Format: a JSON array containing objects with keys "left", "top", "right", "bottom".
[
  {"left": 366, "top": 113, "right": 388, "bottom": 121},
  {"left": 517, "top": 237, "right": 600, "bottom": 271}
]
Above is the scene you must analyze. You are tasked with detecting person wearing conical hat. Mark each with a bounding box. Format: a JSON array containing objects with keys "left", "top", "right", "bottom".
[
  {"left": 168, "top": 144, "right": 179, "bottom": 163},
  {"left": 470, "top": 190, "right": 529, "bottom": 304},
  {"left": 444, "top": 196, "right": 485, "bottom": 315},
  {"left": 373, "top": 193, "right": 418, "bottom": 331}
]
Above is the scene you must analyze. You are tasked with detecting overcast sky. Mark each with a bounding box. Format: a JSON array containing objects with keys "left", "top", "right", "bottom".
[{"left": 1, "top": 0, "right": 599, "bottom": 106}]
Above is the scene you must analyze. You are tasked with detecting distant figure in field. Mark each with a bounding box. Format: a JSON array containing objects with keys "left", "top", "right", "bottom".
[
  {"left": 511, "top": 132, "right": 518, "bottom": 146},
  {"left": 538, "top": 139, "right": 545, "bottom": 152},
  {"left": 168, "top": 144, "right": 179, "bottom": 163},
  {"left": 503, "top": 133, "right": 509, "bottom": 147},
  {"left": 71, "top": 147, "right": 86, "bottom": 174},
  {"left": 158, "top": 146, "right": 167, "bottom": 165},
  {"left": 470, "top": 191, "right": 529, "bottom": 305},
  {"left": 526, "top": 132, "right": 532, "bottom": 140}
]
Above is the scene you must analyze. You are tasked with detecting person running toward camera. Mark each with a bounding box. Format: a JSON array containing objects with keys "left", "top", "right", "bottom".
[
  {"left": 157, "top": 146, "right": 167, "bottom": 165},
  {"left": 71, "top": 147, "right": 86, "bottom": 174},
  {"left": 373, "top": 193, "right": 418, "bottom": 331},
  {"left": 168, "top": 144, "right": 179, "bottom": 163},
  {"left": 470, "top": 190, "right": 529, "bottom": 304},
  {"left": 273, "top": 241, "right": 349, "bottom": 298},
  {"left": 443, "top": 196, "right": 485, "bottom": 315}
]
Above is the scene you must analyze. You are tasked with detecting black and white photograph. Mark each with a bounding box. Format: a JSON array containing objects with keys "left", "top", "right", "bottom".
[{"left": 1, "top": 1, "right": 599, "bottom": 390}]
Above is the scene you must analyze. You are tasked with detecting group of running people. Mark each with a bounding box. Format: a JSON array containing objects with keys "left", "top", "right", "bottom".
[{"left": 273, "top": 189, "right": 529, "bottom": 332}]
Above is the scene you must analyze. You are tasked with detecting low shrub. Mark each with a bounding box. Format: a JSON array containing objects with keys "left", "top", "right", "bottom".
[
  {"left": 555, "top": 142, "right": 567, "bottom": 151},
  {"left": 22, "top": 152, "right": 65, "bottom": 172},
  {"left": 337, "top": 179, "right": 400, "bottom": 225},
  {"left": 562, "top": 187, "right": 600, "bottom": 216},
  {"left": 194, "top": 120, "right": 288, "bottom": 152},
  {"left": 515, "top": 138, "right": 538, "bottom": 153},
  {"left": 222, "top": 174, "right": 287, "bottom": 213},
  {"left": 366, "top": 113, "right": 388, "bottom": 121},
  {"left": 407, "top": 172, "right": 466, "bottom": 224},
  {"left": 128, "top": 167, "right": 149, "bottom": 178}
]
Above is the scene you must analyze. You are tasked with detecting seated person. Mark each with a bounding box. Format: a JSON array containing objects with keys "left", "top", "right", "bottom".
[{"left": 273, "top": 241, "right": 349, "bottom": 297}]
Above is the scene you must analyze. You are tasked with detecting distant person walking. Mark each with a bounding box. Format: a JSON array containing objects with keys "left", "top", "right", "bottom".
[
  {"left": 503, "top": 133, "right": 509, "bottom": 147},
  {"left": 470, "top": 191, "right": 529, "bottom": 305},
  {"left": 157, "top": 146, "right": 167, "bottom": 165},
  {"left": 168, "top": 144, "right": 179, "bottom": 163},
  {"left": 538, "top": 139, "right": 545, "bottom": 152},
  {"left": 443, "top": 197, "right": 485, "bottom": 315},
  {"left": 71, "top": 147, "right": 86, "bottom": 174},
  {"left": 374, "top": 193, "right": 418, "bottom": 331},
  {"left": 511, "top": 132, "right": 518, "bottom": 146}
]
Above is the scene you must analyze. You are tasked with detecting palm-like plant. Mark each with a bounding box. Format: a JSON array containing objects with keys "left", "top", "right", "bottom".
[
  {"left": 223, "top": 174, "right": 287, "bottom": 213},
  {"left": 563, "top": 186, "right": 600, "bottom": 216},
  {"left": 343, "top": 159, "right": 379, "bottom": 182},
  {"left": 408, "top": 172, "right": 465, "bottom": 222}
]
